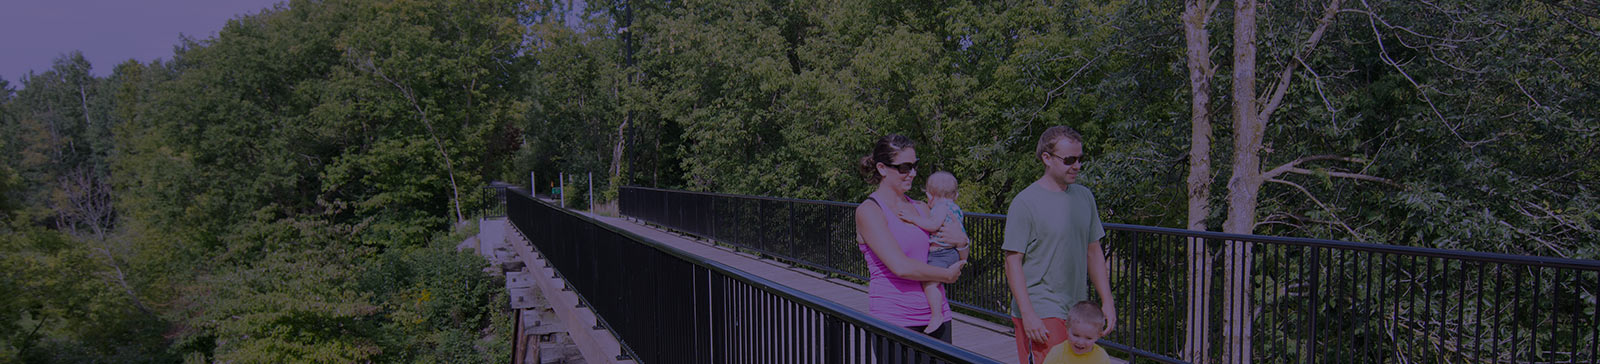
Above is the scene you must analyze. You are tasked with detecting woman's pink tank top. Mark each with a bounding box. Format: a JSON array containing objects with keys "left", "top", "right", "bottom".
[{"left": 858, "top": 194, "right": 954, "bottom": 327}]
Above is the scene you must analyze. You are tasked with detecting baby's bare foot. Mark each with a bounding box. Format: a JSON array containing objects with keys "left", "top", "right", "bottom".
[{"left": 924, "top": 312, "right": 944, "bottom": 334}]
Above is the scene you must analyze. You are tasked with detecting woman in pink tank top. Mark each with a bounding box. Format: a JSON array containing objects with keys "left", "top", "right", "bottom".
[{"left": 853, "top": 134, "right": 966, "bottom": 342}]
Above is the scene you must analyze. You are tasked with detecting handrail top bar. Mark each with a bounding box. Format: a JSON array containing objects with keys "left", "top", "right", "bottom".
[
  {"left": 1097, "top": 341, "right": 1190, "bottom": 364},
  {"left": 623, "top": 185, "right": 863, "bottom": 207},
  {"left": 622, "top": 186, "right": 1600, "bottom": 272},
  {"left": 510, "top": 188, "right": 1003, "bottom": 364},
  {"left": 1088, "top": 221, "right": 1600, "bottom": 271}
]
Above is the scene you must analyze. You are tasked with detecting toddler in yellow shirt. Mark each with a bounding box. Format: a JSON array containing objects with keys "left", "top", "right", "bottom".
[{"left": 1042, "top": 301, "right": 1112, "bottom": 364}]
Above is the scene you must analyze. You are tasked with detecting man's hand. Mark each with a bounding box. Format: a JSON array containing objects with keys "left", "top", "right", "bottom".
[
  {"left": 1100, "top": 302, "right": 1117, "bottom": 336},
  {"left": 1021, "top": 312, "right": 1048, "bottom": 344}
]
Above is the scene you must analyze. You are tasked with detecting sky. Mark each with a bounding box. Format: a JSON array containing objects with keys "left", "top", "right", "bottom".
[{"left": 0, "top": 0, "right": 284, "bottom": 85}]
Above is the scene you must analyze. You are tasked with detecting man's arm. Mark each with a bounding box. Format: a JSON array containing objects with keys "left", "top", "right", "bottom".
[
  {"left": 1087, "top": 240, "right": 1116, "bottom": 335},
  {"left": 1005, "top": 251, "right": 1047, "bottom": 344}
]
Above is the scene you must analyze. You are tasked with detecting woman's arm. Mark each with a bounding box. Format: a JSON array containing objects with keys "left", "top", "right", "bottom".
[
  {"left": 857, "top": 203, "right": 963, "bottom": 283},
  {"left": 931, "top": 203, "right": 971, "bottom": 247},
  {"left": 940, "top": 210, "right": 972, "bottom": 247}
]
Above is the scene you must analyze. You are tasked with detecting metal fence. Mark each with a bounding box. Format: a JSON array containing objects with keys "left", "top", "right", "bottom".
[
  {"left": 619, "top": 186, "right": 1600, "bottom": 364},
  {"left": 506, "top": 187, "right": 1000, "bottom": 364},
  {"left": 480, "top": 182, "right": 511, "bottom": 218}
]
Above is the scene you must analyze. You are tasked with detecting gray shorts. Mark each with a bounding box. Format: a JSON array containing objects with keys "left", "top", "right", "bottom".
[{"left": 927, "top": 248, "right": 960, "bottom": 268}]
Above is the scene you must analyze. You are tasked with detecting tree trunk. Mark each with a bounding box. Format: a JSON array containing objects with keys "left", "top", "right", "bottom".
[
  {"left": 1223, "top": 0, "right": 1262, "bottom": 361},
  {"left": 359, "top": 57, "right": 468, "bottom": 225},
  {"left": 79, "top": 82, "right": 93, "bottom": 132},
  {"left": 423, "top": 117, "right": 467, "bottom": 225},
  {"left": 1182, "top": 0, "right": 1218, "bottom": 361},
  {"left": 610, "top": 118, "right": 629, "bottom": 198},
  {"left": 95, "top": 246, "right": 152, "bottom": 313},
  {"left": 58, "top": 167, "right": 150, "bottom": 313}
]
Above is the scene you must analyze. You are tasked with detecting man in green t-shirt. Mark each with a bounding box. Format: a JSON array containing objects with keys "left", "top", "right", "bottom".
[{"left": 1003, "top": 126, "right": 1116, "bottom": 363}]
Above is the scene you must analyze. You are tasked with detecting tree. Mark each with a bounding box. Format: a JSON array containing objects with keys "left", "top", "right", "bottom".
[
  {"left": 1181, "top": 1, "right": 1219, "bottom": 360},
  {"left": 518, "top": 2, "right": 626, "bottom": 207},
  {"left": 7, "top": 53, "right": 118, "bottom": 226},
  {"left": 0, "top": 78, "right": 19, "bottom": 218},
  {"left": 1178, "top": 0, "right": 1598, "bottom": 361},
  {"left": 338, "top": 0, "right": 531, "bottom": 226},
  {"left": 1174, "top": 0, "right": 1356, "bottom": 360}
]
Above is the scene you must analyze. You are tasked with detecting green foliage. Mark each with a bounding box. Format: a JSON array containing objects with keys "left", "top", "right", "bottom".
[
  {"left": 0, "top": 140, "right": 18, "bottom": 218},
  {"left": 195, "top": 248, "right": 381, "bottom": 362},
  {"left": 1211, "top": 0, "right": 1600, "bottom": 257},
  {"left": 0, "top": 227, "right": 175, "bottom": 363},
  {"left": 580, "top": 0, "right": 1190, "bottom": 228},
  {"left": 2, "top": 52, "right": 120, "bottom": 227},
  {"left": 357, "top": 234, "right": 507, "bottom": 363},
  {"left": 4, "top": 0, "right": 526, "bottom": 362},
  {"left": 517, "top": 7, "right": 628, "bottom": 205},
  {"left": 561, "top": 0, "right": 1596, "bottom": 257},
  {"left": 0, "top": 0, "right": 1593, "bottom": 361},
  {"left": 322, "top": 138, "right": 453, "bottom": 247}
]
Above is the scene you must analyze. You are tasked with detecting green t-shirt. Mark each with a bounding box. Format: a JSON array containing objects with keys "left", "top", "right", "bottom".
[{"left": 1002, "top": 181, "right": 1106, "bottom": 320}]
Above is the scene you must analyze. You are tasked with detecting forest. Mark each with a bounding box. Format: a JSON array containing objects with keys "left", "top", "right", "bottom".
[{"left": 1, "top": 0, "right": 1595, "bottom": 362}]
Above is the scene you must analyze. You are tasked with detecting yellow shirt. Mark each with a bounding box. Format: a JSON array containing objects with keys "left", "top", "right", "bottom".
[{"left": 1042, "top": 343, "right": 1111, "bottom": 364}]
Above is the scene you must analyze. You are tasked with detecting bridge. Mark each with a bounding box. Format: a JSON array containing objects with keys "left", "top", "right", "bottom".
[{"left": 485, "top": 184, "right": 1600, "bottom": 363}]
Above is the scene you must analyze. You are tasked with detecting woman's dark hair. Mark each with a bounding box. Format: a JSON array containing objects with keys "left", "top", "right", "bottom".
[{"left": 857, "top": 134, "right": 915, "bottom": 184}]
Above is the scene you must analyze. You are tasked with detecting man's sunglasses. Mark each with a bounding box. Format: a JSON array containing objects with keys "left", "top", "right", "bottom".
[
  {"left": 881, "top": 161, "right": 918, "bottom": 174},
  {"left": 1046, "top": 151, "right": 1083, "bottom": 166}
]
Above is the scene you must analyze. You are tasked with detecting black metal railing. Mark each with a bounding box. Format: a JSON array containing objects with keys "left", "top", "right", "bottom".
[
  {"left": 619, "top": 186, "right": 1600, "bottom": 364},
  {"left": 507, "top": 187, "right": 1001, "bottom": 364},
  {"left": 481, "top": 182, "right": 512, "bottom": 218}
]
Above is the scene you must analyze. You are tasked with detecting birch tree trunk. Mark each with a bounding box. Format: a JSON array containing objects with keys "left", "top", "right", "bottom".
[
  {"left": 610, "top": 118, "right": 628, "bottom": 198},
  {"left": 1182, "top": 0, "right": 1219, "bottom": 361},
  {"left": 358, "top": 56, "right": 467, "bottom": 225},
  {"left": 1223, "top": 0, "right": 1262, "bottom": 361}
]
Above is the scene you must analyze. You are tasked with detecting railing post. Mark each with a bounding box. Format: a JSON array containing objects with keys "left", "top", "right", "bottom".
[
  {"left": 1308, "top": 246, "right": 1320, "bottom": 364},
  {"left": 824, "top": 316, "right": 841, "bottom": 363},
  {"left": 695, "top": 192, "right": 706, "bottom": 236},
  {"left": 826, "top": 206, "right": 834, "bottom": 277},
  {"left": 755, "top": 199, "right": 763, "bottom": 251},
  {"left": 788, "top": 202, "right": 796, "bottom": 261},
  {"left": 710, "top": 193, "right": 718, "bottom": 241},
  {"left": 1129, "top": 230, "right": 1140, "bottom": 344}
]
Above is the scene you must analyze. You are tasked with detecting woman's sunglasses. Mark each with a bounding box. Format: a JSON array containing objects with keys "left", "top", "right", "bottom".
[{"left": 882, "top": 161, "right": 918, "bottom": 174}]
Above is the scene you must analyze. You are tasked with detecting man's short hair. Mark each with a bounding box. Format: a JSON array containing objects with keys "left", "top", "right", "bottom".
[
  {"left": 1068, "top": 301, "right": 1105, "bottom": 328},
  {"left": 1035, "top": 126, "right": 1084, "bottom": 160}
]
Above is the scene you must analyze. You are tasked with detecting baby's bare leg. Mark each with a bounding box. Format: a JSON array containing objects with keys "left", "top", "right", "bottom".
[{"left": 923, "top": 281, "right": 945, "bottom": 334}]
